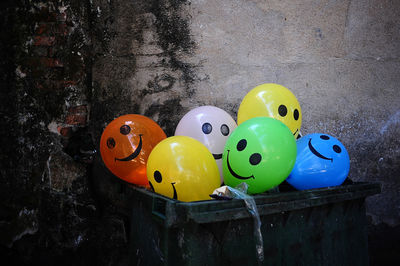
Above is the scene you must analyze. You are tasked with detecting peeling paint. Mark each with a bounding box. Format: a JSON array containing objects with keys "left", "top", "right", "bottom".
[{"left": 47, "top": 121, "right": 59, "bottom": 134}]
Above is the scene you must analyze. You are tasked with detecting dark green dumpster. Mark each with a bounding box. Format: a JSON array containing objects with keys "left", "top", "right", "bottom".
[{"left": 129, "top": 182, "right": 380, "bottom": 265}]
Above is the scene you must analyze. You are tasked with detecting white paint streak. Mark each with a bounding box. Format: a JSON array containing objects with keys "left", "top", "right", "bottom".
[
  {"left": 96, "top": 6, "right": 102, "bottom": 17},
  {"left": 74, "top": 235, "right": 83, "bottom": 246},
  {"left": 15, "top": 66, "right": 26, "bottom": 78},
  {"left": 47, "top": 121, "right": 59, "bottom": 135},
  {"left": 58, "top": 5, "right": 69, "bottom": 13},
  {"left": 46, "top": 155, "right": 52, "bottom": 187},
  {"left": 8, "top": 208, "right": 38, "bottom": 248},
  {"left": 380, "top": 110, "right": 400, "bottom": 135}
]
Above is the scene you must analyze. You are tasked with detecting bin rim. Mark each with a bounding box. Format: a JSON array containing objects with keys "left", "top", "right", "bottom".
[{"left": 129, "top": 182, "right": 381, "bottom": 227}]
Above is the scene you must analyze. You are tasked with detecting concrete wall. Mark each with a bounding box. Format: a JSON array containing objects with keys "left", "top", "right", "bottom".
[
  {"left": 185, "top": 0, "right": 400, "bottom": 227},
  {"left": 92, "top": 0, "right": 400, "bottom": 224}
]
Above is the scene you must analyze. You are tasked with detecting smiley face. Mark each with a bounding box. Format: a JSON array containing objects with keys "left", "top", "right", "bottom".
[
  {"left": 286, "top": 133, "right": 350, "bottom": 190},
  {"left": 222, "top": 117, "right": 297, "bottom": 194},
  {"left": 174, "top": 106, "right": 237, "bottom": 184},
  {"left": 307, "top": 134, "right": 343, "bottom": 162},
  {"left": 225, "top": 139, "right": 261, "bottom": 180},
  {"left": 237, "top": 83, "right": 302, "bottom": 138},
  {"left": 149, "top": 170, "right": 178, "bottom": 199},
  {"left": 100, "top": 114, "right": 166, "bottom": 186},
  {"left": 147, "top": 136, "right": 221, "bottom": 202}
]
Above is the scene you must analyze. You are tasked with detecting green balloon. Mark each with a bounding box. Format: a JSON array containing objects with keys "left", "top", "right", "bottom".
[{"left": 222, "top": 117, "right": 297, "bottom": 194}]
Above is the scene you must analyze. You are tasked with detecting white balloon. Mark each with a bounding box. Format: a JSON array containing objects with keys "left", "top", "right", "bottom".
[{"left": 175, "top": 106, "right": 237, "bottom": 184}]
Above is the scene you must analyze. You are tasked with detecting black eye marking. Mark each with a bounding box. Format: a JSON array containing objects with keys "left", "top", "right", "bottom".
[
  {"left": 237, "top": 139, "right": 247, "bottom": 151},
  {"left": 154, "top": 170, "right": 162, "bottom": 183},
  {"left": 249, "top": 153, "right": 262, "bottom": 165},
  {"left": 221, "top": 124, "right": 229, "bottom": 136},
  {"left": 202, "top": 122, "right": 212, "bottom": 134},
  {"left": 320, "top": 135, "right": 330, "bottom": 140},
  {"left": 294, "top": 109, "right": 299, "bottom": 120},
  {"left": 107, "top": 137, "right": 116, "bottom": 149},
  {"left": 278, "top": 105, "right": 287, "bottom": 117},
  {"left": 333, "top": 145, "right": 342, "bottom": 153},
  {"left": 120, "top": 125, "right": 131, "bottom": 135}
]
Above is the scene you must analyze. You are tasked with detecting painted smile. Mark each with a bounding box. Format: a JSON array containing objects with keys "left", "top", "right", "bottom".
[
  {"left": 213, "top": 153, "right": 222, "bottom": 160},
  {"left": 293, "top": 129, "right": 298, "bottom": 136},
  {"left": 226, "top": 150, "right": 255, "bottom": 180},
  {"left": 308, "top": 139, "right": 333, "bottom": 162},
  {"left": 171, "top": 182, "right": 177, "bottom": 200},
  {"left": 148, "top": 181, "right": 178, "bottom": 200},
  {"left": 149, "top": 181, "right": 155, "bottom": 192},
  {"left": 115, "top": 134, "right": 143, "bottom": 162}
]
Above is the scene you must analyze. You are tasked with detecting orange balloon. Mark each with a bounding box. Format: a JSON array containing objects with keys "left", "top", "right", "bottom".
[{"left": 100, "top": 114, "right": 166, "bottom": 186}]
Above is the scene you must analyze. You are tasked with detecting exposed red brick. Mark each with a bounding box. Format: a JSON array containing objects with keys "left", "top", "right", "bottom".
[
  {"left": 36, "top": 23, "right": 50, "bottom": 35},
  {"left": 39, "top": 80, "right": 78, "bottom": 91},
  {"left": 58, "top": 126, "right": 72, "bottom": 138},
  {"left": 61, "top": 80, "right": 78, "bottom": 88},
  {"left": 34, "top": 36, "right": 55, "bottom": 46},
  {"left": 68, "top": 105, "right": 87, "bottom": 115},
  {"left": 35, "top": 23, "right": 69, "bottom": 36},
  {"left": 65, "top": 114, "right": 87, "bottom": 126},
  {"left": 40, "top": 57, "right": 63, "bottom": 68}
]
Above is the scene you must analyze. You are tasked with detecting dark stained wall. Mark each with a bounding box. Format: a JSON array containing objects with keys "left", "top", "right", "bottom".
[{"left": 0, "top": 0, "right": 129, "bottom": 264}]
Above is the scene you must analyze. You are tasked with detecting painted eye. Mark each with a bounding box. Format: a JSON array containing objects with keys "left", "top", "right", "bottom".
[
  {"left": 237, "top": 139, "right": 247, "bottom": 151},
  {"left": 107, "top": 137, "right": 116, "bottom": 149},
  {"left": 221, "top": 124, "right": 229, "bottom": 136},
  {"left": 320, "top": 135, "right": 330, "bottom": 140},
  {"left": 202, "top": 122, "right": 212, "bottom": 134},
  {"left": 120, "top": 125, "right": 131, "bottom": 135},
  {"left": 154, "top": 170, "right": 162, "bottom": 183},
  {"left": 333, "top": 145, "right": 342, "bottom": 153},
  {"left": 293, "top": 109, "right": 299, "bottom": 120},
  {"left": 249, "top": 153, "right": 262, "bottom": 165},
  {"left": 278, "top": 105, "right": 287, "bottom": 117}
]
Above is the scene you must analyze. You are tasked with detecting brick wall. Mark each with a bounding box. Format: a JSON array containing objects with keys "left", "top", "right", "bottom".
[
  {"left": 0, "top": 1, "right": 128, "bottom": 264},
  {"left": 29, "top": 3, "right": 89, "bottom": 141}
]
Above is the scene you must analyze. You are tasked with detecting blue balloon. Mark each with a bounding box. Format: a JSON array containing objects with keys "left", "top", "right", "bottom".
[{"left": 286, "top": 133, "right": 350, "bottom": 190}]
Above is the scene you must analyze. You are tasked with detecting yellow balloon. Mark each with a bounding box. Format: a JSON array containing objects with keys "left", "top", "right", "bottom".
[
  {"left": 237, "top": 83, "right": 302, "bottom": 138},
  {"left": 147, "top": 136, "right": 220, "bottom": 202}
]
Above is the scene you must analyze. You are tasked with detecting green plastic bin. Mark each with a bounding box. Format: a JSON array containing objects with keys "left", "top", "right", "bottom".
[{"left": 129, "top": 182, "right": 380, "bottom": 265}]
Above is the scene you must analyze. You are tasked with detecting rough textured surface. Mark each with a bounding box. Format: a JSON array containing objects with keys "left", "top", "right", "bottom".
[
  {"left": 1, "top": 0, "right": 399, "bottom": 265},
  {"left": 0, "top": 0, "right": 128, "bottom": 265},
  {"left": 186, "top": 0, "right": 400, "bottom": 227}
]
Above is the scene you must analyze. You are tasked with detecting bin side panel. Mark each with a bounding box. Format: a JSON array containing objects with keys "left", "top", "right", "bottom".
[
  {"left": 257, "top": 198, "right": 369, "bottom": 266},
  {"left": 130, "top": 185, "right": 372, "bottom": 265},
  {"left": 130, "top": 200, "right": 165, "bottom": 266},
  {"left": 220, "top": 199, "right": 369, "bottom": 265}
]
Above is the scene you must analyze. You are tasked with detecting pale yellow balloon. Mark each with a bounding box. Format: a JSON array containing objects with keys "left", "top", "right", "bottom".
[
  {"left": 147, "top": 136, "right": 220, "bottom": 202},
  {"left": 237, "top": 83, "right": 302, "bottom": 138}
]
